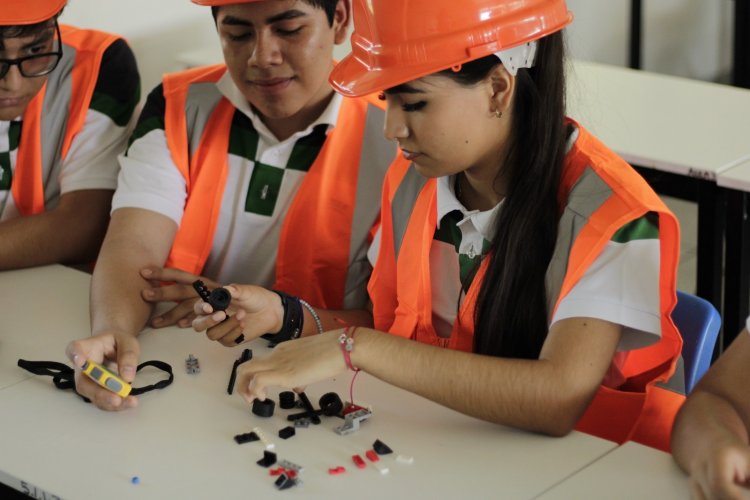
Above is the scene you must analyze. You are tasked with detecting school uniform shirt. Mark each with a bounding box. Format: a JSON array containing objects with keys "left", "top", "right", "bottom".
[
  {"left": 113, "top": 72, "right": 367, "bottom": 299},
  {"left": 0, "top": 39, "right": 139, "bottom": 220},
  {"left": 368, "top": 126, "right": 662, "bottom": 387}
]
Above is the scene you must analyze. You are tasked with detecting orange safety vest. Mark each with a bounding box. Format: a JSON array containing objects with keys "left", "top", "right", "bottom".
[
  {"left": 369, "top": 122, "right": 684, "bottom": 451},
  {"left": 13, "top": 25, "right": 121, "bottom": 216},
  {"left": 161, "top": 65, "right": 405, "bottom": 309}
]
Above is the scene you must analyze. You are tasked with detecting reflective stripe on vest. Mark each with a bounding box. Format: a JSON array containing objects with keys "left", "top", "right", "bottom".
[
  {"left": 369, "top": 123, "right": 683, "bottom": 450},
  {"left": 162, "top": 65, "right": 404, "bottom": 309},
  {"left": 13, "top": 25, "right": 119, "bottom": 216}
]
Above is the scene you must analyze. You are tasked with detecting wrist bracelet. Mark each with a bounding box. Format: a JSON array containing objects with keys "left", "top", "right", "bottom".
[
  {"left": 338, "top": 326, "right": 360, "bottom": 372},
  {"left": 299, "top": 298, "right": 323, "bottom": 335},
  {"left": 261, "top": 290, "right": 304, "bottom": 345}
]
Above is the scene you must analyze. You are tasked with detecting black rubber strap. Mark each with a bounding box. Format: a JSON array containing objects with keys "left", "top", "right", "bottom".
[
  {"left": 17, "top": 359, "right": 174, "bottom": 402},
  {"left": 261, "top": 290, "right": 304, "bottom": 346}
]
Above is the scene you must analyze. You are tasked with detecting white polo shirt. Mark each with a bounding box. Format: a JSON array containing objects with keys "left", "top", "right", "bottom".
[{"left": 113, "top": 71, "right": 362, "bottom": 299}]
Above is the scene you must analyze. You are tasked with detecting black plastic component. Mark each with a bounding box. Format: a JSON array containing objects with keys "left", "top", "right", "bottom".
[
  {"left": 227, "top": 349, "right": 253, "bottom": 395},
  {"left": 192, "top": 279, "right": 231, "bottom": 312},
  {"left": 274, "top": 473, "right": 295, "bottom": 490},
  {"left": 296, "top": 392, "right": 320, "bottom": 424},
  {"left": 252, "top": 398, "right": 276, "bottom": 418},
  {"left": 278, "top": 426, "right": 296, "bottom": 440},
  {"left": 257, "top": 450, "right": 277, "bottom": 468},
  {"left": 279, "top": 391, "right": 296, "bottom": 409},
  {"left": 373, "top": 439, "right": 393, "bottom": 455},
  {"left": 319, "top": 392, "right": 344, "bottom": 416},
  {"left": 234, "top": 432, "right": 259, "bottom": 444}
]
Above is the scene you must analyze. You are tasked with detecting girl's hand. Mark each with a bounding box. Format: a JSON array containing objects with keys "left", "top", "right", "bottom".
[{"left": 235, "top": 330, "right": 349, "bottom": 401}]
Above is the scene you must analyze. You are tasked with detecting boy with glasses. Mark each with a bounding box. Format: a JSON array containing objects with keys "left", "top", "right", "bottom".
[{"left": 0, "top": 0, "right": 139, "bottom": 270}]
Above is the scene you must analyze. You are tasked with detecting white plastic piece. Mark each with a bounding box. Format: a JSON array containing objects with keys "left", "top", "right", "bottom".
[
  {"left": 396, "top": 455, "right": 414, "bottom": 465},
  {"left": 373, "top": 462, "right": 389, "bottom": 475},
  {"left": 252, "top": 426, "right": 275, "bottom": 450}
]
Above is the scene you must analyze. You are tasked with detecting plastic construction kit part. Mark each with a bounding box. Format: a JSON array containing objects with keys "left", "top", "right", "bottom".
[
  {"left": 278, "top": 460, "right": 303, "bottom": 473},
  {"left": 293, "top": 417, "right": 311, "bottom": 428},
  {"left": 191, "top": 280, "right": 231, "bottom": 311},
  {"left": 333, "top": 408, "right": 373, "bottom": 436},
  {"left": 278, "top": 426, "right": 296, "bottom": 440},
  {"left": 274, "top": 473, "right": 299, "bottom": 490},
  {"left": 131, "top": 476, "right": 140, "bottom": 485},
  {"left": 257, "top": 450, "right": 277, "bottom": 468},
  {"left": 269, "top": 467, "right": 285, "bottom": 476},
  {"left": 279, "top": 391, "right": 296, "bottom": 409},
  {"left": 234, "top": 431, "right": 260, "bottom": 444},
  {"left": 252, "top": 398, "right": 276, "bottom": 417},
  {"left": 328, "top": 466, "right": 346, "bottom": 475},
  {"left": 227, "top": 349, "right": 252, "bottom": 395},
  {"left": 396, "top": 455, "right": 414, "bottom": 465},
  {"left": 352, "top": 455, "right": 366, "bottom": 469},
  {"left": 365, "top": 450, "right": 379, "bottom": 462},
  {"left": 319, "top": 392, "right": 344, "bottom": 416},
  {"left": 373, "top": 439, "right": 393, "bottom": 455},
  {"left": 252, "top": 426, "right": 275, "bottom": 450},
  {"left": 297, "top": 392, "right": 321, "bottom": 424},
  {"left": 185, "top": 354, "right": 200, "bottom": 374}
]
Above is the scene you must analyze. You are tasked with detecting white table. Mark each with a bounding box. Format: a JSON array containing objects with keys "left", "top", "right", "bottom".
[
  {"left": 0, "top": 266, "right": 618, "bottom": 499},
  {"left": 0, "top": 266, "right": 91, "bottom": 391},
  {"left": 567, "top": 60, "right": 750, "bottom": 179},
  {"left": 536, "top": 441, "right": 689, "bottom": 499}
]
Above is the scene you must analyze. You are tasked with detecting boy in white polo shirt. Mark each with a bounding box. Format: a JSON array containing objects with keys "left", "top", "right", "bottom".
[{"left": 66, "top": 0, "right": 401, "bottom": 411}]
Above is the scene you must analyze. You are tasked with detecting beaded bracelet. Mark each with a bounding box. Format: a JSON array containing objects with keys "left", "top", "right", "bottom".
[
  {"left": 338, "top": 326, "right": 359, "bottom": 372},
  {"left": 299, "top": 298, "right": 323, "bottom": 335}
]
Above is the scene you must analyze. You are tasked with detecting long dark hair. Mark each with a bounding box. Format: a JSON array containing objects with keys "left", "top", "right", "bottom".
[{"left": 439, "top": 32, "right": 567, "bottom": 359}]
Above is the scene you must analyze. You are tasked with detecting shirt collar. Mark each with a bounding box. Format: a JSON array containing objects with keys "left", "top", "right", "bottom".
[
  {"left": 216, "top": 69, "right": 343, "bottom": 145},
  {"left": 436, "top": 175, "right": 502, "bottom": 240}
]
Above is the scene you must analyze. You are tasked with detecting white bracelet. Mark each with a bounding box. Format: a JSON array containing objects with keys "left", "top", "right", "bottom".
[{"left": 299, "top": 298, "right": 323, "bottom": 335}]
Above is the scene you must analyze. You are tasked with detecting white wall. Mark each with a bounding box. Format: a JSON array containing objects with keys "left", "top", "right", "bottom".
[
  {"left": 565, "top": 0, "right": 733, "bottom": 81},
  {"left": 60, "top": 0, "right": 351, "bottom": 95},
  {"left": 61, "top": 0, "right": 222, "bottom": 93},
  {"left": 59, "top": 0, "right": 734, "bottom": 96}
]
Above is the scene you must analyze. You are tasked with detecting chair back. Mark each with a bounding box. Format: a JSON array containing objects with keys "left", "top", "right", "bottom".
[{"left": 672, "top": 290, "right": 721, "bottom": 393}]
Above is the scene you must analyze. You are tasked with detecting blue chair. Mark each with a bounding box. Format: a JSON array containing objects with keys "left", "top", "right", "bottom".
[{"left": 672, "top": 290, "right": 721, "bottom": 393}]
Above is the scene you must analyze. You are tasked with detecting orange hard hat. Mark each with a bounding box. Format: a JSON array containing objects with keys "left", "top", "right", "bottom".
[
  {"left": 0, "top": 0, "right": 66, "bottom": 25},
  {"left": 330, "top": 0, "right": 573, "bottom": 97},
  {"left": 191, "top": 0, "right": 259, "bottom": 5}
]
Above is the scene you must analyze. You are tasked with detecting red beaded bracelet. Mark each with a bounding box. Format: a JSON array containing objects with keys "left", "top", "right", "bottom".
[{"left": 338, "top": 326, "right": 359, "bottom": 372}]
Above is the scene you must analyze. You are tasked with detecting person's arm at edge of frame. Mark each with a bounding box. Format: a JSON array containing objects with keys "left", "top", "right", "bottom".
[
  {"left": 0, "top": 189, "right": 113, "bottom": 270},
  {"left": 672, "top": 329, "right": 750, "bottom": 499},
  {"left": 66, "top": 207, "right": 177, "bottom": 410},
  {"left": 237, "top": 316, "right": 621, "bottom": 437}
]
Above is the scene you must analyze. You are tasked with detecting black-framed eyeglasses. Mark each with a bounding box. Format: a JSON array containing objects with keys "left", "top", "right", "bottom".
[{"left": 0, "top": 22, "right": 62, "bottom": 80}]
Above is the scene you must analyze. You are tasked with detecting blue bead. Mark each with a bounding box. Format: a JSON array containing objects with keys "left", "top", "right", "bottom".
[{"left": 131, "top": 476, "right": 140, "bottom": 485}]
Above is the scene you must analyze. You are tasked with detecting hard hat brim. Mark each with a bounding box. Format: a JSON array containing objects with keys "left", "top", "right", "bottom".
[{"left": 0, "top": 0, "right": 66, "bottom": 25}]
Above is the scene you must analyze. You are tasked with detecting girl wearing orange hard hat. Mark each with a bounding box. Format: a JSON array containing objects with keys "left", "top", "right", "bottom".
[{"left": 223, "top": 0, "right": 684, "bottom": 451}]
